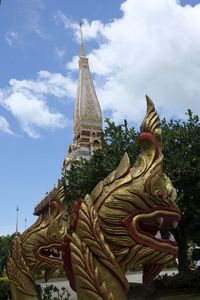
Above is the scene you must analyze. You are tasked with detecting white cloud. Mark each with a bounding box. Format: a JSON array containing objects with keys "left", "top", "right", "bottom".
[
  {"left": 54, "top": 12, "right": 105, "bottom": 42},
  {"left": 8, "top": 71, "right": 76, "bottom": 99},
  {"left": 64, "top": 0, "right": 200, "bottom": 123},
  {"left": 54, "top": 11, "right": 76, "bottom": 29},
  {"left": 54, "top": 47, "right": 65, "bottom": 61},
  {"left": 1, "top": 93, "right": 66, "bottom": 139},
  {"left": 5, "top": 32, "right": 22, "bottom": 47},
  {"left": 0, "top": 116, "right": 14, "bottom": 135},
  {"left": 0, "top": 71, "right": 76, "bottom": 138}
]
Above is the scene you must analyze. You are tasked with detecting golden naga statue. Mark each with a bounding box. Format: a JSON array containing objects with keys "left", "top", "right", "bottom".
[
  {"left": 7, "top": 97, "right": 181, "bottom": 300},
  {"left": 6, "top": 187, "right": 65, "bottom": 300},
  {"left": 63, "top": 96, "right": 181, "bottom": 300}
]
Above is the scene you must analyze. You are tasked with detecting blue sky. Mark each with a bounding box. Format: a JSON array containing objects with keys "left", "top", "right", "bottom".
[{"left": 0, "top": 0, "right": 200, "bottom": 235}]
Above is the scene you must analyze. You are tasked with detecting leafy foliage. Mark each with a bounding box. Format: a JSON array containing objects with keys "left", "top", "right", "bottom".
[
  {"left": 161, "top": 110, "right": 200, "bottom": 272},
  {"left": 37, "top": 284, "right": 70, "bottom": 300},
  {"left": 154, "top": 268, "right": 200, "bottom": 290},
  {"left": 192, "top": 249, "right": 200, "bottom": 262},
  {"left": 0, "top": 279, "right": 11, "bottom": 300},
  {"left": 128, "top": 271, "right": 200, "bottom": 299},
  {"left": 0, "top": 234, "right": 15, "bottom": 277},
  {"left": 162, "top": 110, "right": 200, "bottom": 237}
]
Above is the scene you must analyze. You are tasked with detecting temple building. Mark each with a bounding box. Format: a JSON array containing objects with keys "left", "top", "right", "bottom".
[
  {"left": 62, "top": 24, "right": 102, "bottom": 171},
  {"left": 34, "top": 24, "right": 102, "bottom": 216}
]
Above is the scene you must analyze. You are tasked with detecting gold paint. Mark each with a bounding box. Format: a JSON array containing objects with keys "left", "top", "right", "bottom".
[
  {"left": 115, "top": 152, "right": 130, "bottom": 180},
  {"left": 103, "top": 170, "right": 116, "bottom": 186},
  {"left": 71, "top": 197, "right": 128, "bottom": 300},
  {"left": 141, "top": 96, "right": 162, "bottom": 141},
  {"left": 94, "top": 172, "right": 132, "bottom": 210}
]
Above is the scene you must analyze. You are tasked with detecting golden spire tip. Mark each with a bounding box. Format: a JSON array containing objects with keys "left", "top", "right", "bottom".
[
  {"left": 79, "top": 20, "right": 86, "bottom": 57},
  {"left": 16, "top": 205, "right": 19, "bottom": 235}
]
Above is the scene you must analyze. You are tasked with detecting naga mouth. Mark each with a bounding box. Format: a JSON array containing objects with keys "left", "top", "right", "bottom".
[
  {"left": 37, "top": 244, "right": 63, "bottom": 264},
  {"left": 139, "top": 215, "right": 178, "bottom": 242},
  {"left": 123, "top": 207, "right": 181, "bottom": 256}
]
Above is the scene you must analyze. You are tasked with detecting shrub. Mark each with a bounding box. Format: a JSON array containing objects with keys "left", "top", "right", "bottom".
[
  {"left": 36, "top": 284, "right": 70, "bottom": 300},
  {"left": 0, "top": 279, "right": 11, "bottom": 300},
  {"left": 153, "top": 268, "right": 200, "bottom": 290},
  {"left": 192, "top": 249, "right": 200, "bottom": 261}
]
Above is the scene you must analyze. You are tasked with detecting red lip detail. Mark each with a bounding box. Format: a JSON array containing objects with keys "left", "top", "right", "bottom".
[{"left": 123, "top": 207, "right": 181, "bottom": 256}]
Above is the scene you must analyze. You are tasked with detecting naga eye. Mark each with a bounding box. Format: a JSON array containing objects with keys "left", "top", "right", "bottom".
[
  {"left": 51, "top": 233, "right": 57, "bottom": 239},
  {"left": 156, "top": 191, "right": 164, "bottom": 199}
]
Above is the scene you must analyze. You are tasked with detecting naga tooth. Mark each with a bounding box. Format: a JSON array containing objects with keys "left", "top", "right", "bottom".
[
  {"left": 155, "top": 230, "right": 162, "bottom": 239},
  {"left": 169, "top": 233, "right": 176, "bottom": 242},
  {"left": 172, "top": 221, "right": 178, "bottom": 228}
]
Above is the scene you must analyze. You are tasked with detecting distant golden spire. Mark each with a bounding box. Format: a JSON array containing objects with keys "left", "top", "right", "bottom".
[
  {"left": 16, "top": 205, "right": 19, "bottom": 235},
  {"left": 25, "top": 217, "right": 27, "bottom": 230},
  {"left": 80, "top": 20, "right": 85, "bottom": 57}
]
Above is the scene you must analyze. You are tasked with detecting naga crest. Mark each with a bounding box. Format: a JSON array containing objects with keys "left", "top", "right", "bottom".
[
  {"left": 7, "top": 186, "right": 65, "bottom": 297},
  {"left": 64, "top": 96, "right": 181, "bottom": 300}
]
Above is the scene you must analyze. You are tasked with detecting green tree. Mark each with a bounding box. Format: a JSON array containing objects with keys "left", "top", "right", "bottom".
[
  {"left": 161, "top": 110, "right": 200, "bottom": 273},
  {"left": 0, "top": 234, "right": 14, "bottom": 277}
]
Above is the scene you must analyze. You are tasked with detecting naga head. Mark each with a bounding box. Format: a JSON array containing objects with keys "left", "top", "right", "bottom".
[
  {"left": 21, "top": 186, "right": 65, "bottom": 281},
  {"left": 91, "top": 96, "right": 181, "bottom": 283},
  {"left": 7, "top": 186, "right": 65, "bottom": 289}
]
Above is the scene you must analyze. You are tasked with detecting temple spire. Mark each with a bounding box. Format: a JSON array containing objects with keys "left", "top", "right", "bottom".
[
  {"left": 80, "top": 21, "right": 85, "bottom": 57},
  {"left": 62, "top": 22, "right": 102, "bottom": 171},
  {"left": 16, "top": 205, "right": 19, "bottom": 235},
  {"left": 24, "top": 217, "right": 27, "bottom": 230}
]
